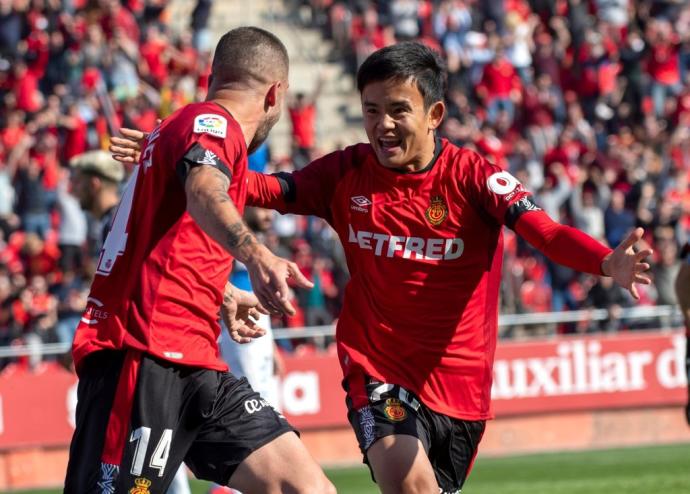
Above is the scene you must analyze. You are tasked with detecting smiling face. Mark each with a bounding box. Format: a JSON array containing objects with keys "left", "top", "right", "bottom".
[{"left": 362, "top": 78, "right": 444, "bottom": 172}]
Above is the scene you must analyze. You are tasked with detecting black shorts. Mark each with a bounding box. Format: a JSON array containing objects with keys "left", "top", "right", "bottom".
[
  {"left": 64, "top": 350, "right": 295, "bottom": 493},
  {"left": 345, "top": 376, "right": 485, "bottom": 494}
]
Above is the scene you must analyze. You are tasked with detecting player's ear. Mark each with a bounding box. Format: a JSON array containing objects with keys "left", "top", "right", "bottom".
[
  {"left": 264, "top": 82, "right": 281, "bottom": 111},
  {"left": 427, "top": 101, "right": 445, "bottom": 131}
]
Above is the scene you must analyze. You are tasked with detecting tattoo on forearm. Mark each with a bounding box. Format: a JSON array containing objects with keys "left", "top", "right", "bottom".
[
  {"left": 226, "top": 222, "right": 256, "bottom": 250},
  {"left": 187, "top": 166, "right": 257, "bottom": 259},
  {"left": 204, "top": 168, "right": 231, "bottom": 206}
]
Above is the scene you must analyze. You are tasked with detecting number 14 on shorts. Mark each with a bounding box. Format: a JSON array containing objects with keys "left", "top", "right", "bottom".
[{"left": 130, "top": 427, "right": 173, "bottom": 477}]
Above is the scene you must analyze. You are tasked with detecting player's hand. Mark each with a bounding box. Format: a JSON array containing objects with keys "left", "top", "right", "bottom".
[
  {"left": 110, "top": 127, "right": 146, "bottom": 164},
  {"left": 109, "top": 121, "right": 160, "bottom": 164},
  {"left": 221, "top": 284, "right": 269, "bottom": 344},
  {"left": 601, "top": 227, "right": 653, "bottom": 300},
  {"left": 245, "top": 249, "right": 314, "bottom": 316}
]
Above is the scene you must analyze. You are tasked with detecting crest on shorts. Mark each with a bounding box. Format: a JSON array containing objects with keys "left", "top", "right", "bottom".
[
  {"left": 384, "top": 398, "right": 407, "bottom": 422},
  {"left": 425, "top": 195, "right": 448, "bottom": 226},
  {"left": 129, "top": 477, "right": 152, "bottom": 494}
]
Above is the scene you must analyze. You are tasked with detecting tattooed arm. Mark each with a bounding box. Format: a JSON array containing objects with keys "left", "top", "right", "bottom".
[{"left": 185, "top": 165, "right": 313, "bottom": 314}]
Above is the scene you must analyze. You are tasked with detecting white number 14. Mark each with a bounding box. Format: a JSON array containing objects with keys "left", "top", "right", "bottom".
[{"left": 129, "top": 426, "right": 172, "bottom": 477}]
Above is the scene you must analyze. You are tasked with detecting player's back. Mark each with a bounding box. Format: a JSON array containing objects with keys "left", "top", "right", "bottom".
[{"left": 72, "top": 101, "right": 248, "bottom": 372}]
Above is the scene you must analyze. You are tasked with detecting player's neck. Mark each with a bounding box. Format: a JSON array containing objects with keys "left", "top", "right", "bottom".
[
  {"left": 404, "top": 135, "right": 438, "bottom": 173},
  {"left": 208, "top": 91, "right": 263, "bottom": 152}
]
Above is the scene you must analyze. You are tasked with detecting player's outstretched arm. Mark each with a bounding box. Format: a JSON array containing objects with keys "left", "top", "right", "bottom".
[
  {"left": 515, "top": 211, "right": 652, "bottom": 300},
  {"left": 221, "top": 282, "right": 269, "bottom": 344},
  {"left": 186, "top": 165, "right": 313, "bottom": 315}
]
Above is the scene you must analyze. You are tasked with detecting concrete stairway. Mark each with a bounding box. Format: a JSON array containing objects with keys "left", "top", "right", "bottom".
[{"left": 167, "top": 0, "right": 366, "bottom": 158}]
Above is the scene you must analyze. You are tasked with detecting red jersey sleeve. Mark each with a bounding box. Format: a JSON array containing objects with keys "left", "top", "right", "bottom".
[
  {"left": 463, "top": 151, "right": 612, "bottom": 275},
  {"left": 465, "top": 152, "right": 536, "bottom": 227},
  {"left": 174, "top": 121, "right": 243, "bottom": 186},
  {"left": 515, "top": 211, "right": 612, "bottom": 275},
  {"left": 247, "top": 147, "right": 352, "bottom": 220}
]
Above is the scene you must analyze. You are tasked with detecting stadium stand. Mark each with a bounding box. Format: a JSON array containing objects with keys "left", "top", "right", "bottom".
[{"left": 0, "top": 0, "right": 689, "bottom": 359}]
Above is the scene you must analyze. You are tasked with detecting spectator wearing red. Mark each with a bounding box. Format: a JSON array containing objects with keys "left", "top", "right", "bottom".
[
  {"left": 60, "top": 104, "right": 88, "bottom": 163},
  {"left": 13, "top": 62, "right": 43, "bottom": 114},
  {"left": 139, "top": 24, "right": 170, "bottom": 88},
  {"left": 646, "top": 20, "right": 683, "bottom": 117},
  {"left": 477, "top": 47, "right": 522, "bottom": 124},
  {"left": 100, "top": 0, "right": 140, "bottom": 42},
  {"left": 288, "top": 74, "right": 324, "bottom": 169}
]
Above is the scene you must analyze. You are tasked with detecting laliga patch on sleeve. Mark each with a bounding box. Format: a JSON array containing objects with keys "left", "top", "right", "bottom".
[
  {"left": 193, "top": 114, "right": 227, "bottom": 138},
  {"left": 487, "top": 171, "right": 521, "bottom": 195}
]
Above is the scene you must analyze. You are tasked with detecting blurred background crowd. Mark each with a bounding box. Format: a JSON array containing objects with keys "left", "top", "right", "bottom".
[{"left": 1, "top": 0, "right": 689, "bottom": 371}]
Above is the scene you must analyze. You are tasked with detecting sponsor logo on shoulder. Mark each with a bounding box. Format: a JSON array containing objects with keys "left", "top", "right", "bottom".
[
  {"left": 487, "top": 171, "right": 521, "bottom": 196},
  {"left": 193, "top": 114, "right": 227, "bottom": 138},
  {"left": 351, "top": 195, "right": 372, "bottom": 213}
]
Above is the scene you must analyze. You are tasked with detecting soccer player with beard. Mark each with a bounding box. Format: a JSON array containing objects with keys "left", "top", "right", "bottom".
[
  {"left": 65, "top": 27, "right": 334, "bottom": 494},
  {"left": 111, "top": 42, "right": 652, "bottom": 494}
]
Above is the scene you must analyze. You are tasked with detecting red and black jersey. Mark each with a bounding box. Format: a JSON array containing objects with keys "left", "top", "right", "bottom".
[
  {"left": 248, "top": 138, "right": 610, "bottom": 420},
  {"left": 72, "top": 101, "right": 248, "bottom": 373}
]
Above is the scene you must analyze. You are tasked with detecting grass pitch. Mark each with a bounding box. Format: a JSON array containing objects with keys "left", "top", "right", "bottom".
[{"left": 14, "top": 442, "right": 690, "bottom": 494}]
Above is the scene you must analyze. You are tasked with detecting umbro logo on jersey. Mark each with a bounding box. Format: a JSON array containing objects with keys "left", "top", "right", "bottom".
[
  {"left": 196, "top": 150, "right": 218, "bottom": 166},
  {"left": 351, "top": 195, "right": 372, "bottom": 213}
]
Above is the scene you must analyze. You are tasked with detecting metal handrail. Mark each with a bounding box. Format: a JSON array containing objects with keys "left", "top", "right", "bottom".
[{"left": 0, "top": 305, "right": 682, "bottom": 358}]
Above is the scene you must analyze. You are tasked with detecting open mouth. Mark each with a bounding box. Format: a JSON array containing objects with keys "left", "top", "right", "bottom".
[{"left": 378, "top": 137, "right": 402, "bottom": 155}]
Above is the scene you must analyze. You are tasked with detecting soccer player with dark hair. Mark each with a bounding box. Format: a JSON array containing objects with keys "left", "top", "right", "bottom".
[
  {"left": 247, "top": 42, "right": 651, "bottom": 493},
  {"left": 65, "top": 27, "right": 335, "bottom": 494},
  {"left": 112, "top": 41, "right": 652, "bottom": 494},
  {"left": 675, "top": 243, "right": 690, "bottom": 426}
]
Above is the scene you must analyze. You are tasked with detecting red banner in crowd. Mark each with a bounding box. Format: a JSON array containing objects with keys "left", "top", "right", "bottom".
[{"left": 0, "top": 330, "right": 686, "bottom": 449}]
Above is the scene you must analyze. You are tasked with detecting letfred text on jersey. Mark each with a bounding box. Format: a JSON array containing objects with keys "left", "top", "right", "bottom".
[{"left": 348, "top": 225, "right": 464, "bottom": 261}]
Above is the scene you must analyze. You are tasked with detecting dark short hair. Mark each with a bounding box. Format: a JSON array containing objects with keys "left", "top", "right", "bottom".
[
  {"left": 357, "top": 42, "right": 446, "bottom": 109},
  {"left": 212, "top": 27, "right": 289, "bottom": 87}
]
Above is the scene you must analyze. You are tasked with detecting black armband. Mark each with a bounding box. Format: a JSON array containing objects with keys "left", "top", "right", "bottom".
[
  {"left": 176, "top": 142, "right": 232, "bottom": 185},
  {"left": 272, "top": 171, "right": 297, "bottom": 203},
  {"left": 505, "top": 195, "right": 542, "bottom": 229}
]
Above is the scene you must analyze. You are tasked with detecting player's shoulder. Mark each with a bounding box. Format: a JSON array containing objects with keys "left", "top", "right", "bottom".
[
  {"left": 312, "top": 142, "right": 374, "bottom": 173},
  {"left": 439, "top": 139, "right": 493, "bottom": 182},
  {"left": 164, "top": 101, "right": 241, "bottom": 142},
  {"left": 440, "top": 139, "right": 486, "bottom": 170},
  {"left": 342, "top": 142, "right": 376, "bottom": 167}
]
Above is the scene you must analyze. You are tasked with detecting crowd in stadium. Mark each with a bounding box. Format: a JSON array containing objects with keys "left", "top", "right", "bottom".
[{"left": 0, "top": 0, "right": 688, "bottom": 369}]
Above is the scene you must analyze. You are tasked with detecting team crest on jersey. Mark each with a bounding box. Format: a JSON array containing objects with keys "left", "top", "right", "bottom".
[
  {"left": 383, "top": 398, "right": 407, "bottom": 422},
  {"left": 425, "top": 195, "right": 448, "bottom": 226},
  {"left": 193, "top": 114, "right": 227, "bottom": 138},
  {"left": 129, "top": 477, "right": 152, "bottom": 494}
]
